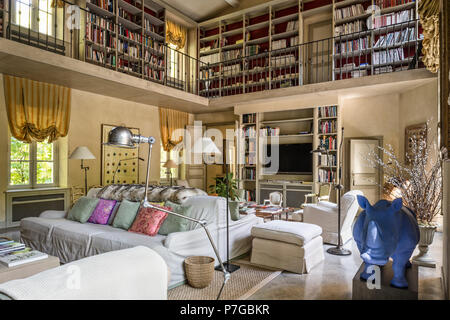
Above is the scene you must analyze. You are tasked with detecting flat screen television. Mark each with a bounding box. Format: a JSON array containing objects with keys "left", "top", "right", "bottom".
[{"left": 263, "top": 143, "right": 313, "bottom": 175}]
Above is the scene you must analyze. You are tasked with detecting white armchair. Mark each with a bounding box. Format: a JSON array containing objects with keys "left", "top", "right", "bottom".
[{"left": 303, "top": 190, "right": 363, "bottom": 245}]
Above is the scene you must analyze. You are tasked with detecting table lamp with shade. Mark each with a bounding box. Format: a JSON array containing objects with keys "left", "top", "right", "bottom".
[
  {"left": 104, "top": 126, "right": 230, "bottom": 299},
  {"left": 163, "top": 159, "right": 178, "bottom": 186},
  {"left": 69, "top": 146, "right": 95, "bottom": 195}
]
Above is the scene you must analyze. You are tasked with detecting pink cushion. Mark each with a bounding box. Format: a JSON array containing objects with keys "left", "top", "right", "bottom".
[
  {"left": 128, "top": 205, "right": 169, "bottom": 236},
  {"left": 88, "top": 199, "right": 117, "bottom": 225}
]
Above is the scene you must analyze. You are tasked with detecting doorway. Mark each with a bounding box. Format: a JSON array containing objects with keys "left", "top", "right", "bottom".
[
  {"left": 345, "top": 137, "right": 383, "bottom": 205},
  {"left": 305, "top": 19, "right": 332, "bottom": 84}
]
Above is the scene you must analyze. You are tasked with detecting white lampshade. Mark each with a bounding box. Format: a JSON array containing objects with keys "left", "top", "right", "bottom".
[
  {"left": 193, "top": 137, "right": 221, "bottom": 154},
  {"left": 163, "top": 159, "right": 178, "bottom": 169},
  {"left": 69, "top": 146, "right": 96, "bottom": 160}
]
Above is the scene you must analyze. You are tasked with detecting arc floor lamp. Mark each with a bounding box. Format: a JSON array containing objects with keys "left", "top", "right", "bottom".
[{"left": 104, "top": 127, "right": 230, "bottom": 299}]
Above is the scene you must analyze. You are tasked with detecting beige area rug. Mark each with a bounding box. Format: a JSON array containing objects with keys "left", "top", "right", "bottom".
[{"left": 168, "top": 262, "right": 281, "bottom": 300}]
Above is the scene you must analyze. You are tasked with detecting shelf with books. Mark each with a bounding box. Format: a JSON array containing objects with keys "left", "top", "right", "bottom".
[
  {"left": 86, "top": 0, "right": 115, "bottom": 18},
  {"left": 376, "top": 0, "right": 416, "bottom": 14}
]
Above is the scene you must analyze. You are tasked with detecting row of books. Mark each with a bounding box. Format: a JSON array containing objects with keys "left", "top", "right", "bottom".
[
  {"left": 223, "top": 63, "right": 241, "bottom": 76},
  {"left": 290, "top": 36, "right": 300, "bottom": 47},
  {"left": 272, "top": 39, "right": 287, "bottom": 50},
  {"left": 271, "top": 54, "right": 296, "bottom": 66},
  {"left": 144, "top": 37, "right": 164, "bottom": 54},
  {"left": 372, "top": 48, "right": 405, "bottom": 65},
  {"left": 144, "top": 52, "right": 164, "bottom": 67},
  {"left": 144, "top": 19, "right": 163, "bottom": 38},
  {"left": 318, "top": 169, "right": 335, "bottom": 183},
  {"left": 86, "top": 46, "right": 116, "bottom": 66},
  {"left": 86, "top": 25, "right": 117, "bottom": 48},
  {"left": 351, "top": 69, "right": 368, "bottom": 78},
  {"left": 243, "top": 167, "right": 256, "bottom": 180},
  {"left": 245, "top": 154, "right": 256, "bottom": 165},
  {"left": 334, "top": 4, "right": 365, "bottom": 21},
  {"left": 243, "top": 126, "right": 256, "bottom": 139},
  {"left": 87, "top": 13, "right": 114, "bottom": 33},
  {"left": 319, "top": 120, "right": 337, "bottom": 134},
  {"left": 318, "top": 106, "right": 337, "bottom": 118},
  {"left": 0, "top": 237, "right": 48, "bottom": 267},
  {"left": 144, "top": 66, "right": 164, "bottom": 81},
  {"left": 374, "top": 0, "right": 415, "bottom": 9},
  {"left": 335, "top": 36, "right": 370, "bottom": 54},
  {"left": 371, "top": 9, "right": 415, "bottom": 29},
  {"left": 285, "top": 20, "right": 299, "bottom": 32},
  {"left": 318, "top": 154, "right": 337, "bottom": 167},
  {"left": 244, "top": 190, "right": 256, "bottom": 202},
  {"left": 335, "top": 20, "right": 366, "bottom": 36},
  {"left": 200, "top": 52, "right": 221, "bottom": 64},
  {"left": 260, "top": 127, "right": 280, "bottom": 136},
  {"left": 373, "top": 27, "right": 416, "bottom": 48},
  {"left": 246, "top": 45, "right": 261, "bottom": 56},
  {"left": 118, "top": 40, "right": 141, "bottom": 58},
  {"left": 246, "top": 140, "right": 257, "bottom": 152},
  {"left": 222, "top": 49, "right": 242, "bottom": 61},
  {"left": 374, "top": 65, "right": 408, "bottom": 74},
  {"left": 88, "top": 0, "right": 114, "bottom": 13},
  {"left": 319, "top": 136, "right": 337, "bottom": 150},
  {"left": 243, "top": 113, "right": 257, "bottom": 124},
  {"left": 118, "top": 26, "right": 141, "bottom": 42},
  {"left": 118, "top": 7, "right": 139, "bottom": 24}
]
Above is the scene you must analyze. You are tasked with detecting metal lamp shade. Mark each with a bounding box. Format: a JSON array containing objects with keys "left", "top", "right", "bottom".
[{"left": 104, "top": 126, "right": 136, "bottom": 148}]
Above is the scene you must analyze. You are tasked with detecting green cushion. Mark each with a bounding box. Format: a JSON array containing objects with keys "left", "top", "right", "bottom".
[
  {"left": 158, "top": 201, "right": 191, "bottom": 235},
  {"left": 229, "top": 201, "right": 241, "bottom": 221},
  {"left": 67, "top": 197, "right": 100, "bottom": 223},
  {"left": 112, "top": 200, "right": 141, "bottom": 230}
]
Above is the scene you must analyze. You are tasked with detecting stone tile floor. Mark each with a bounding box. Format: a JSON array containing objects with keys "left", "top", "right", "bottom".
[{"left": 247, "top": 232, "right": 444, "bottom": 300}]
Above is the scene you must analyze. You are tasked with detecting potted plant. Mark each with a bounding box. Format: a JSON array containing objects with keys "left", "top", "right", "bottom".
[
  {"left": 209, "top": 173, "right": 241, "bottom": 220},
  {"left": 367, "top": 126, "right": 448, "bottom": 267}
]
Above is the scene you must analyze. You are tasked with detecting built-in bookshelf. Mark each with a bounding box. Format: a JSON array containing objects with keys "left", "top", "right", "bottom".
[
  {"left": 85, "top": 0, "right": 166, "bottom": 83},
  {"left": 198, "top": 0, "right": 302, "bottom": 97},
  {"left": 237, "top": 106, "right": 341, "bottom": 205},
  {"left": 239, "top": 113, "right": 258, "bottom": 202},
  {"left": 315, "top": 105, "right": 340, "bottom": 185},
  {"left": 332, "top": 0, "right": 421, "bottom": 80}
]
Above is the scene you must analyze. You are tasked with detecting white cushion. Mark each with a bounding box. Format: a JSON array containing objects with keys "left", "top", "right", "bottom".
[{"left": 251, "top": 220, "right": 322, "bottom": 246}]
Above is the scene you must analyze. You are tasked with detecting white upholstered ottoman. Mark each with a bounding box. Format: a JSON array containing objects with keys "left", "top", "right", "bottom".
[{"left": 250, "top": 220, "right": 324, "bottom": 274}]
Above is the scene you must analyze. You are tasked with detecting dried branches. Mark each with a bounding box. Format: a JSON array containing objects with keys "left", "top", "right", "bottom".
[{"left": 366, "top": 126, "right": 447, "bottom": 226}]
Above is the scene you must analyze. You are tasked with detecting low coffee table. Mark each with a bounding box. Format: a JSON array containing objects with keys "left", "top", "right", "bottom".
[
  {"left": 0, "top": 255, "right": 60, "bottom": 284},
  {"left": 254, "top": 207, "right": 295, "bottom": 221}
]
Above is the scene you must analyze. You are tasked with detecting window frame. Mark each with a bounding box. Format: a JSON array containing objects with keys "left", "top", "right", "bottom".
[
  {"left": 12, "top": 0, "right": 55, "bottom": 37},
  {"left": 7, "top": 135, "right": 59, "bottom": 189}
]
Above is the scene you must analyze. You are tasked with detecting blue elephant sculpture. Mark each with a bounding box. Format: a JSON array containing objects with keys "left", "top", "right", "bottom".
[{"left": 353, "top": 195, "right": 420, "bottom": 288}]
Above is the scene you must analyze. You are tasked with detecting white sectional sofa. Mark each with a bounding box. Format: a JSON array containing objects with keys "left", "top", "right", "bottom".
[{"left": 20, "top": 189, "right": 263, "bottom": 288}]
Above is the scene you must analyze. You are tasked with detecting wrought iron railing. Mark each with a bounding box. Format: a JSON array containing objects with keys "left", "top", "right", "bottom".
[
  {"left": 3, "top": 0, "right": 206, "bottom": 95},
  {"left": 1, "top": 0, "right": 424, "bottom": 99}
]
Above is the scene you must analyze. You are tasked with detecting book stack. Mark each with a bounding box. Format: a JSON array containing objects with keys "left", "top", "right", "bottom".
[
  {"left": 334, "top": 4, "right": 365, "bottom": 21},
  {"left": 318, "top": 106, "right": 337, "bottom": 118},
  {"left": 319, "top": 120, "right": 337, "bottom": 134},
  {"left": 260, "top": 127, "right": 280, "bottom": 136},
  {"left": 0, "top": 238, "right": 48, "bottom": 268},
  {"left": 244, "top": 167, "right": 256, "bottom": 180},
  {"left": 243, "top": 126, "right": 256, "bottom": 138}
]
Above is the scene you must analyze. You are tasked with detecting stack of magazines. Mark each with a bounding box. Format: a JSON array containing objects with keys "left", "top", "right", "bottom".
[{"left": 0, "top": 237, "right": 48, "bottom": 267}]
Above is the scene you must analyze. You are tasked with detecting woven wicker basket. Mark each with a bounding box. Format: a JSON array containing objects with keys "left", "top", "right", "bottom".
[{"left": 184, "top": 256, "right": 215, "bottom": 288}]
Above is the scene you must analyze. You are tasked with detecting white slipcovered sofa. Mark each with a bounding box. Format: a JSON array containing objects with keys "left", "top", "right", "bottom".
[
  {"left": 303, "top": 190, "right": 363, "bottom": 245},
  {"left": 0, "top": 246, "right": 167, "bottom": 300},
  {"left": 20, "top": 188, "right": 263, "bottom": 288}
]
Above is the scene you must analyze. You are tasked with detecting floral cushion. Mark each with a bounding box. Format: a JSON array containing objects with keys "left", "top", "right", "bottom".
[
  {"left": 88, "top": 199, "right": 117, "bottom": 225},
  {"left": 128, "top": 205, "right": 169, "bottom": 236}
]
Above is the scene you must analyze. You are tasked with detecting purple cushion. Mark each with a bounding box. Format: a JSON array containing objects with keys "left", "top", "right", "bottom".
[{"left": 88, "top": 199, "right": 117, "bottom": 225}]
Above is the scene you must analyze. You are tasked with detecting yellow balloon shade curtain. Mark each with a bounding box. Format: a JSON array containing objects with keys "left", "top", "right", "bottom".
[
  {"left": 3, "top": 75, "right": 71, "bottom": 143},
  {"left": 418, "top": 0, "right": 439, "bottom": 73},
  {"left": 165, "top": 20, "right": 187, "bottom": 50},
  {"left": 159, "top": 107, "right": 189, "bottom": 152}
]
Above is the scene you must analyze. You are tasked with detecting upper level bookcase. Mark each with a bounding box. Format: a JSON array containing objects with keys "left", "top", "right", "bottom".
[
  {"left": 332, "top": 0, "right": 421, "bottom": 79},
  {"left": 85, "top": 0, "right": 166, "bottom": 83},
  {"left": 0, "top": 0, "right": 4, "bottom": 37},
  {"left": 198, "top": 0, "right": 303, "bottom": 97}
]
